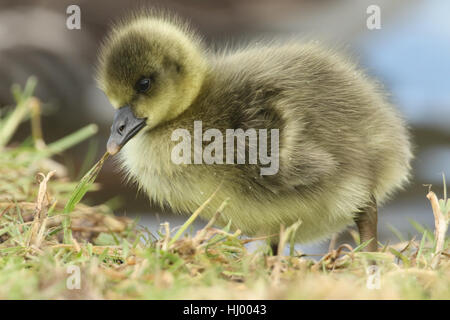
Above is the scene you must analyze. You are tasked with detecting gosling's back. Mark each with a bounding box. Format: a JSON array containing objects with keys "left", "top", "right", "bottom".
[{"left": 200, "top": 41, "right": 411, "bottom": 198}]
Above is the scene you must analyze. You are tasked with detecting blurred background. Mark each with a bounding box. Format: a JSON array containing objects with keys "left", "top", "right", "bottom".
[{"left": 1, "top": 0, "right": 449, "bottom": 254}]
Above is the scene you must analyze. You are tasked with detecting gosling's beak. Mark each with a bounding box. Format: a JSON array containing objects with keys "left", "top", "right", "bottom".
[{"left": 107, "top": 105, "right": 147, "bottom": 155}]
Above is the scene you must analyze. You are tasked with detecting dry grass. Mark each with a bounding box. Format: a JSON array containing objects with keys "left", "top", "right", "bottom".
[{"left": 0, "top": 79, "right": 448, "bottom": 299}]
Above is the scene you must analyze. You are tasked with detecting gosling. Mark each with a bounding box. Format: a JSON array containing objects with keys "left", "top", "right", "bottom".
[{"left": 96, "top": 13, "right": 412, "bottom": 253}]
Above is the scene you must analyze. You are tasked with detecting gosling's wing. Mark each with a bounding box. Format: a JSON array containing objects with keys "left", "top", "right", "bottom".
[
  {"left": 214, "top": 89, "right": 338, "bottom": 191},
  {"left": 208, "top": 41, "right": 340, "bottom": 191},
  {"left": 250, "top": 107, "right": 338, "bottom": 192}
]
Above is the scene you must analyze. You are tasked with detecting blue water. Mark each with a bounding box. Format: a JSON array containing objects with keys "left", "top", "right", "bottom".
[{"left": 360, "top": 0, "right": 450, "bottom": 130}]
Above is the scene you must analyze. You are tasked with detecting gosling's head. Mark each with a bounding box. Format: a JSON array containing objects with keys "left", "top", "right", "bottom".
[{"left": 96, "top": 14, "right": 207, "bottom": 155}]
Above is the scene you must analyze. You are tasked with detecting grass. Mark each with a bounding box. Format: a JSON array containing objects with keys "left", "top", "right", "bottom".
[{"left": 0, "top": 79, "right": 449, "bottom": 299}]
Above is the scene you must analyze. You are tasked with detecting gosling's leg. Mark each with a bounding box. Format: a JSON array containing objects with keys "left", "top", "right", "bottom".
[
  {"left": 354, "top": 196, "right": 378, "bottom": 252},
  {"left": 270, "top": 242, "right": 279, "bottom": 256}
]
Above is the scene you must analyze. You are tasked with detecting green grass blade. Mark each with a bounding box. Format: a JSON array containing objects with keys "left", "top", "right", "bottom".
[
  {"left": 0, "top": 78, "right": 37, "bottom": 148},
  {"left": 443, "top": 173, "right": 447, "bottom": 202},
  {"left": 37, "top": 124, "right": 98, "bottom": 159},
  {"left": 408, "top": 219, "right": 434, "bottom": 242},
  {"left": 62, "top": 152, "right": 109, "bottom": 243},
  {"left": 76, "top": 138, "right": 99, "bottom": 180},
  {"left": 168, "top": 185, "right": 221, "bottom": 247},
  {"left": 354, "top": 238, "right": 373, "bottom": 252},
  {"left": 387, "top": 223, "right": 405, "bottom": 242},
  {"left": 389, "top": 247, "right": 410, "bottom": 267},
  {"left": 416, "top": 230, "right": 427, "bottom": 265}
]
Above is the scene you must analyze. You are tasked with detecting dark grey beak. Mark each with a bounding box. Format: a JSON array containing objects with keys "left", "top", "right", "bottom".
[{"left": 107, "top": 106, "right": 147, "bottom": 155}]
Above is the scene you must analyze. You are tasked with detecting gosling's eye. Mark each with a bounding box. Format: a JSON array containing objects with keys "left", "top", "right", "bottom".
[{"left": 136, "top": 77, "right": 151, "bottom": 93}]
